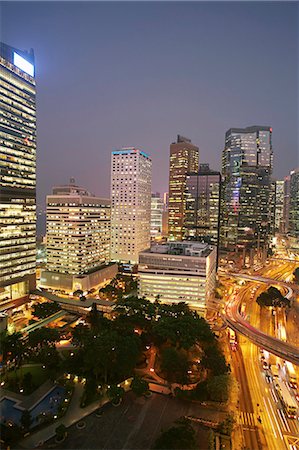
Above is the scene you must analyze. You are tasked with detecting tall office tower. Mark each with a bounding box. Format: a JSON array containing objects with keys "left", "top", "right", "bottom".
[
  {"left": 0, "top": 43, "right": 36, "bottom": 306},
  {"left": 283, "top": 175, "right": 291, "bottom": 233},
  {"left": 150, "top": 193, "right": 163, "bottom": 239},
  {"left": 168, "top": 135, "right": 199, "bottom": 241},
  {"left": 185, "top": 164, "right": 221, "bottom": 246},
  {"left": 288, "top": 168, "right": 299, "bottom": 245},
  {"left": 41, "top": 180, "right": 116, "bottom": 292},
  {"left": 274, "top": 180, "right": 285, "bottom": 233},
  {"left": 110, "top": 148, "right": 152, "bottom": 264},
  {"left": 220, "top": 126, "right": 274, "bottom": 251}
]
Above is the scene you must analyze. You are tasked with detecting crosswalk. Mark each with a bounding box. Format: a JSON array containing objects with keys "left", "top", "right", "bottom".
[{"left": 238, "top": 411, "right": 257, "bottom": 428}]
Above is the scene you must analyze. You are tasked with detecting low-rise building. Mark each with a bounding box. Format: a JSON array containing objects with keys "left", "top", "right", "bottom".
[{"left": 138, "top": 241, "right": 216, "bottom": 314}]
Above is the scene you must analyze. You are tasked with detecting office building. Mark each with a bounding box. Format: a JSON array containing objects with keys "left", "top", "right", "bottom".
[
  {"left": 288, "top": 168, "right": 299, "bottom": 245},
  {"left": 41, "top": 180, "right": 116, "bottom": 292},
  {"left": 150, "top": 193, "right": 163, "bottom": 239},
  {"left": 220, "top": 126, "right": 274, "bottom": 251},
  {"left": 138, "top": 241, "right": 216, "bottom": 314},
  {"left": 168, "top": 135, "right": 199, "bottom": 241},
  {"left": 110, "top": 148, "right": 152, "bottom": 264},
  {"left": 274, "top": 180, "right": 284, "bottom": 233},
  {"left": 0, "top": 42, "right": 36, "bottom": 306},
  {"left": 283, "top": 175, "right": 291, "bottom": 234},
  {"left": 185, "top": 164, "right": 221, "bottom": 246}
]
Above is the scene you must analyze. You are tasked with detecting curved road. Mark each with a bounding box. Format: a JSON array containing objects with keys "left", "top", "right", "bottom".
[{"left": 222, "top": 274, "right": 299, "bottom": 366}]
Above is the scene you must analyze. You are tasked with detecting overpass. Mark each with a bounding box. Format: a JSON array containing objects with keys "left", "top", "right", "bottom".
[{"left": 222, "top": 291, "right": 299, "bottom": 366}]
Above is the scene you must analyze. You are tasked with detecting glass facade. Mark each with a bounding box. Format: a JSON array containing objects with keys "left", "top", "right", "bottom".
[
  {"left": 289, "top": 168, "right": 299, "bottom": 240},
  {"left": 168, "top": 135, "right": 199, "bottom": 241},
  {"left": 185, "top": 165, "right": 221, "bottom": 246},
  {"left": 220, "top": 126, "right": 274, "bottom": 250},
  {"left": 0, "top": 42, "right": 36, "bottom": 304},
  {"left": 150, "top": 193, "right": 163, "bottom": 238},
  {"left": 274, "top": 180, "right": 284, "bottom": 233}
]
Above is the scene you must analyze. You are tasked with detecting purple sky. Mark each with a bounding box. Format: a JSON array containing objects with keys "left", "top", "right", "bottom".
[{"left": 2, "top": 1, "right": 298, "bottom": 210}]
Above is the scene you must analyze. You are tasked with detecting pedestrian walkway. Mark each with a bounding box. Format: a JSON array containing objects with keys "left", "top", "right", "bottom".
[
  {"left": 18, "top": 381, "right": 108, "bottom": 449},
  {"left": 237, "top": 411, "right": 257, "bottom": 428},
  {"left": 0, "top": 379, "right": 54, "bottom": 410}
]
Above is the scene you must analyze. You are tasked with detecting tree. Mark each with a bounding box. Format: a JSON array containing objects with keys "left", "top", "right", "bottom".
[
  {"left": 115, "top": 296, "right": 156, "bottom": 330},
  {"left": 0, "top": 331, "right": 24, "bottom": 363},
  {"left": 218, "top": 414, "right": 235, "bottom": 436},
  {"left": 107, "top": 384, "right": 125, "bottom": 403},
  {"left": 160, "top": 347, "right": 189, "bottom": 383},
  {"left": 71, "top": 323, "right": 90, "bottom": 347},
  {"left": 153, "top": 313, "right": 214, "bottom": 350},
  {"left": 202, "top": 345, "right": 228, "bottom": 375},
  {"left": 207, "top": 374, "right": 230, "bottom": 402},
  {"left": 73, "top": 290, "right": 83, "bottom": 297},
  {"left": 293, "top": 267, "right": 299, "bottom": 284},
  {"left": 28, "top": 327, "right": 60, "bottom": 348},
  {"left": 131, "top": 377, "right": 149, "bottom": 396},
  {"left": 20, "top": 410, "right": 32, "bottom": 431},
  {"left": 154, "top": 418, "right": 197, "bottom": 450},
  {"left": 86, "top": 303, "right": 107, "bottom": 331},
  {"left": 32, "top": 301, "right": 60, "bottom": 319},
  {"left": 23, "top": 372, "right": 33, "bottom": 394}
]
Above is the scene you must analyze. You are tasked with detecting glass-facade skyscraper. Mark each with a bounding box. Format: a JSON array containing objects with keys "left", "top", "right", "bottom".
[
  {"left": 288, "top": 168, "right": 299, "bottom": 245},
  {"left": 0, "top": 43, "right": 36, "bottom": 305},
  {"left": 185, "top": 164, "right": 221, "bottom": 247},
  {"left": 221, "top": 126, "right": 274, "bottom": 250},
  {"left": 168, "top": 135, "right": 199, "bottom": 241}
]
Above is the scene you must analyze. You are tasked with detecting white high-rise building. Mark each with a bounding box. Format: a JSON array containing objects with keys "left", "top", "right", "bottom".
[
  {"left": 41, "top": 180, "right": 117, "bottom": 292},
  {"left": 111, "top": 148, "right": 152, "bottom": 264}
]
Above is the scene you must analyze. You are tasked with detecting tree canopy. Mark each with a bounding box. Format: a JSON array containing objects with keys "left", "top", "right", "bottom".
[
  {"left": 154, "top": 418, "right": 197, "bottom": 450},
  {"left": 32, "top": 301, "right": 61, "bottom": 319},
  {"left": 256, "top": 286, "right": 290, "bottom": 308}
]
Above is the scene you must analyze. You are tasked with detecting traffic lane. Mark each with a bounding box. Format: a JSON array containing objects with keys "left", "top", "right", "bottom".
[{"left": 231, "top": 347, "right": 261, "bottom": 450}]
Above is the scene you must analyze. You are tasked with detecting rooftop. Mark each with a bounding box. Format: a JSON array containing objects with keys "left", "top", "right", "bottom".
[{"left": 143, "top": 241, "right": 214, "bottom": 258}]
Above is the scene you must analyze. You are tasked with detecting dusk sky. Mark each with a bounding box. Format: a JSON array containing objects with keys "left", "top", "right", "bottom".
[{"left": 1, "top": 1, "right": 298, "bottom": 211}]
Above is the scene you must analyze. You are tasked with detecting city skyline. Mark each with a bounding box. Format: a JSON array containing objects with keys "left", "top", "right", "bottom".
[{"left": 1, "top": 1, "right": 298, "bottom": 207}]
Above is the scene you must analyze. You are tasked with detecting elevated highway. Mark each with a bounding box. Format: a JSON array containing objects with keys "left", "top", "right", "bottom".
[{"left": 222, "top": 289, "right": 299, "bottom": 366}]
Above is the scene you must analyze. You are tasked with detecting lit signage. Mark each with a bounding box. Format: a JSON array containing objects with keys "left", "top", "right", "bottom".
[{"left": 13, "top": 52, "right": 34, "bottom": 77}]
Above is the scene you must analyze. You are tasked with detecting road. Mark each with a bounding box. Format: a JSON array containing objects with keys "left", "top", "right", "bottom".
[
  {"left": 230, "top": 345, "right": 262, "bottom": 450},
  {"left": 221, "top": 267, "right": 299, "bottom": 365},
  {"left": 220, "top": 260, "right": 299, "bottom": 449}
]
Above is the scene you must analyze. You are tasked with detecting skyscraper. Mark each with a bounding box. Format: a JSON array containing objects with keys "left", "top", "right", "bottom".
[
  {"left": 168, "top": 135, "right": 199, "bottom": 241},
  {"left": 220, "top": 126, "right": 274, "bottom": 251},
  {"left": 274, "top": 180, "right": 285, "bottom": 233},
  {"left": 185, "top": 164, "right": 221, "bottom": 246},
  {"left": 288, "top": 168, "right": 299, "bottom": 245},
  {"left": 41, "top": 180, "right": 115, "bottom": 292},
  {"left": 0, "top": 43, "right": 36, "bottom": 306},
  {"left": 110, "top": 148, "right": 152, "bottom": 264},
  {"left": 283, "top": 175, "right": 291, "bottom": 234},
  {"left": 150, "top": 193, "right": 163, "bottom": 240}
]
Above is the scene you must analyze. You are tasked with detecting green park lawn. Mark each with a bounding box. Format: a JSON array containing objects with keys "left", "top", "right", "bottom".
[{"left": 1, "top": 364, "right": 49, "bottom": 395}]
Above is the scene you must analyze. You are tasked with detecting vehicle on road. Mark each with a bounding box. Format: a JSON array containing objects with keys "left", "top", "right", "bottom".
[
  {"left": 285, "top": 361, "right": 298, "bottom": 389},
  {"left": 275, "top": 379, "right": 298, "bottom": 419}
]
